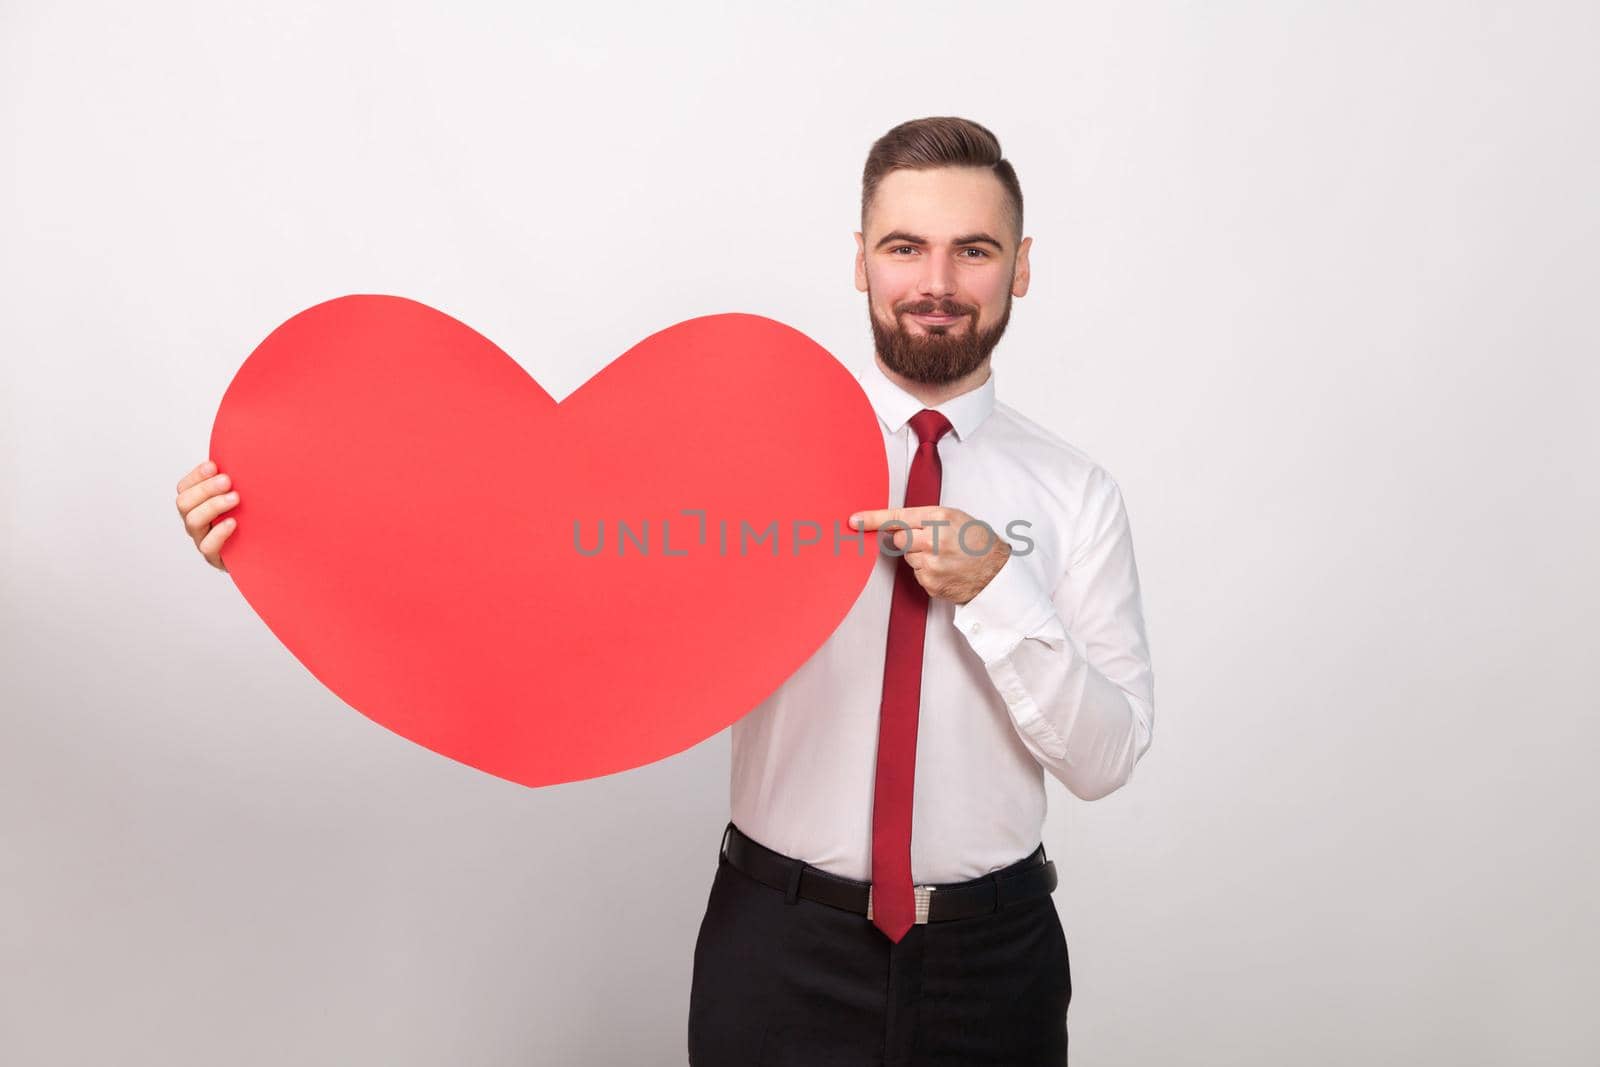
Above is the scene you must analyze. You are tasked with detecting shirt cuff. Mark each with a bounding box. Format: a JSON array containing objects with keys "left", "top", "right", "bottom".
[{"left": 952, "top": 551, "right": 1062, "bottom": 663}]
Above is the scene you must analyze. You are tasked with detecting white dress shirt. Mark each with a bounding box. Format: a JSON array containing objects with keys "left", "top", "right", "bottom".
[{"left": 728, "top": 356, "right": 1156, "bottom": 884}]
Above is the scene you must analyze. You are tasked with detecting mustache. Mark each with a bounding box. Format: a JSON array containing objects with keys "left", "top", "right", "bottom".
[{"left": 897, "top": 300, "right": 975, "bottom": 317}]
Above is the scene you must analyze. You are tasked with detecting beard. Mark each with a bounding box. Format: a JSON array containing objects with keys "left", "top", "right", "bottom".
[{"left": 868, "top": 285, "right": 1013, "bottom": 386}]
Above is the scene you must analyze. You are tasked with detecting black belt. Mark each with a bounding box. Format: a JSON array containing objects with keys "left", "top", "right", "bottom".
[{"left": 719, "top": 821, "right": 1058, "bottom": 925}]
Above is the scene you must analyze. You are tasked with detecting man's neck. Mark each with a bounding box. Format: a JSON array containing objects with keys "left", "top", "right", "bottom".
[{"left": 873, "top": 353, "right": 993, "bottom": 409}]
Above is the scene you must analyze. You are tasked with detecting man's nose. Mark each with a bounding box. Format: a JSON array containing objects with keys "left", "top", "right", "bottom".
[{"left": 917, "top": 255, "right": 956, "bottom": 299}]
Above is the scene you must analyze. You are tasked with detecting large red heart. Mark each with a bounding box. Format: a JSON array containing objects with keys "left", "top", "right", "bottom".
[{"left": 210, "top": 295, "right": 886, "bottom": 787}]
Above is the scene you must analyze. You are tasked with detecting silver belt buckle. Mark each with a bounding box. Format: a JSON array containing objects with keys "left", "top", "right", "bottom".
[{"left": 866, "top": 884, "right": 936, "bottom": 924}]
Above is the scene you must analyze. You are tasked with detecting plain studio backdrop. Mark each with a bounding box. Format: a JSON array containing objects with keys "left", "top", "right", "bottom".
[{"left": 3, "top": 1, "right": 1596, "bottom": 1064}]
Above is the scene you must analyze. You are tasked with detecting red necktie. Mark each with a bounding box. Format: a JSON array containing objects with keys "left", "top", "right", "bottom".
[{"left": 870, "top": 408, "right": 953, "bottom": 943}]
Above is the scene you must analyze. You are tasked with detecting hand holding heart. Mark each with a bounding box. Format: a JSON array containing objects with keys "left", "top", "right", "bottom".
[{"left": 849, "top": 505, "right": 1012, "bottom": 605}]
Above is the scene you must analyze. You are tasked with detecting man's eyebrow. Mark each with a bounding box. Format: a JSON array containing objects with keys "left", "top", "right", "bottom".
[{"left": 873, "top": 230, "right": 1006, "bottom": 252}]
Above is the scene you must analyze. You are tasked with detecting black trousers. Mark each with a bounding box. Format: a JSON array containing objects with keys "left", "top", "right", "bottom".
[{"left": 687, "top": 824, "right": 1071, "bottom": 1066}]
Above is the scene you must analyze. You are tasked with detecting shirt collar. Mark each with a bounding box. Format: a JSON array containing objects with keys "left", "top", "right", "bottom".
[{"left": 854, "top": 357, "right": 997, "bottom": 443}]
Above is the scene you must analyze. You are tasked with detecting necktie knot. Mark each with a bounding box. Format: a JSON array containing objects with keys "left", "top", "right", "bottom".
[{"left": 908, "top": 409, "right": 953, "bottom": 449}]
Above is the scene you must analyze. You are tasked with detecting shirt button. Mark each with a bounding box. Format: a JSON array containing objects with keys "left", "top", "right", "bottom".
[{"left": 971, "top": 621, "right": 983, "bottom": 633}]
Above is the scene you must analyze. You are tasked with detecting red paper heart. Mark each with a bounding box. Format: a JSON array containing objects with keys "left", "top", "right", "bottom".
[{"left": 210, "top": 295, "right": 886, "bottom": 787}]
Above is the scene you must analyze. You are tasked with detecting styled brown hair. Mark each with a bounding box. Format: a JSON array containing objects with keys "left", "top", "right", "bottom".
[{"left": 860, "top": 116, "right": 1024, "bottom": 243}]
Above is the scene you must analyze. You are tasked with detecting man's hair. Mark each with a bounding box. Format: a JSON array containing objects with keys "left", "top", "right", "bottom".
[{"left": 860, "top": 116, "right": 1024, "bottom": 243}]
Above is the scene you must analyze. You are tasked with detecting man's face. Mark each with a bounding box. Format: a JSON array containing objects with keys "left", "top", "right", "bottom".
[{"left": 854, "top": 166, "right": 1032, "bottom": 385}]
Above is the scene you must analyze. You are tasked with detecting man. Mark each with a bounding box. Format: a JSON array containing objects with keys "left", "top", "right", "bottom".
[
  {"left": 173, "top": 115, "right": 1155, "bottom": 1065},
  {"left": 684, "top": 116, "right": 1155, "bottom": 1066}
]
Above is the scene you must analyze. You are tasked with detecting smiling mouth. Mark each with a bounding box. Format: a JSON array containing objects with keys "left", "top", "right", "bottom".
[{"left": 910, "top": 312, "right": 964, "bottom": 325}]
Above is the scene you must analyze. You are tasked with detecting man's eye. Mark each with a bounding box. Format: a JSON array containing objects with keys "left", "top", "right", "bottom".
[
  {"left": 961, "top": 248, "right": 988, "bottom": 258},
  {"left": 891, "top": 246, "right": 916, "bottom": 255}
]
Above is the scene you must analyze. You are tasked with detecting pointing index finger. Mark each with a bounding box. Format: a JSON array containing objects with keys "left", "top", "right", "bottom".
[{"left": 849, "top": 506, "right": 939, "bottom": 532}]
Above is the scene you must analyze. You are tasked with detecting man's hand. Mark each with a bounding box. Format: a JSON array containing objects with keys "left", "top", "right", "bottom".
[
  {"left": 175, "top": 459, "right": 238, "bottom": 572},
  {"left": 848, "top": 505, "right": 1011, "bottom": 604}
]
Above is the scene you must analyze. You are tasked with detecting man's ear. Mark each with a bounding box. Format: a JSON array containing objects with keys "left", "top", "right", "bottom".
[
  {"left": 1012, "top": 235, "right": 1032, "bottom": 297},
  {"left": 854, "top": 231, "right": 868, "bottom": 293}
]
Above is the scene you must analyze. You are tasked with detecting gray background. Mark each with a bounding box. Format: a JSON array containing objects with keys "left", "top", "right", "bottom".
[{"left": 3, "top": 1, "right": 1597, "bottom": 1063}]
